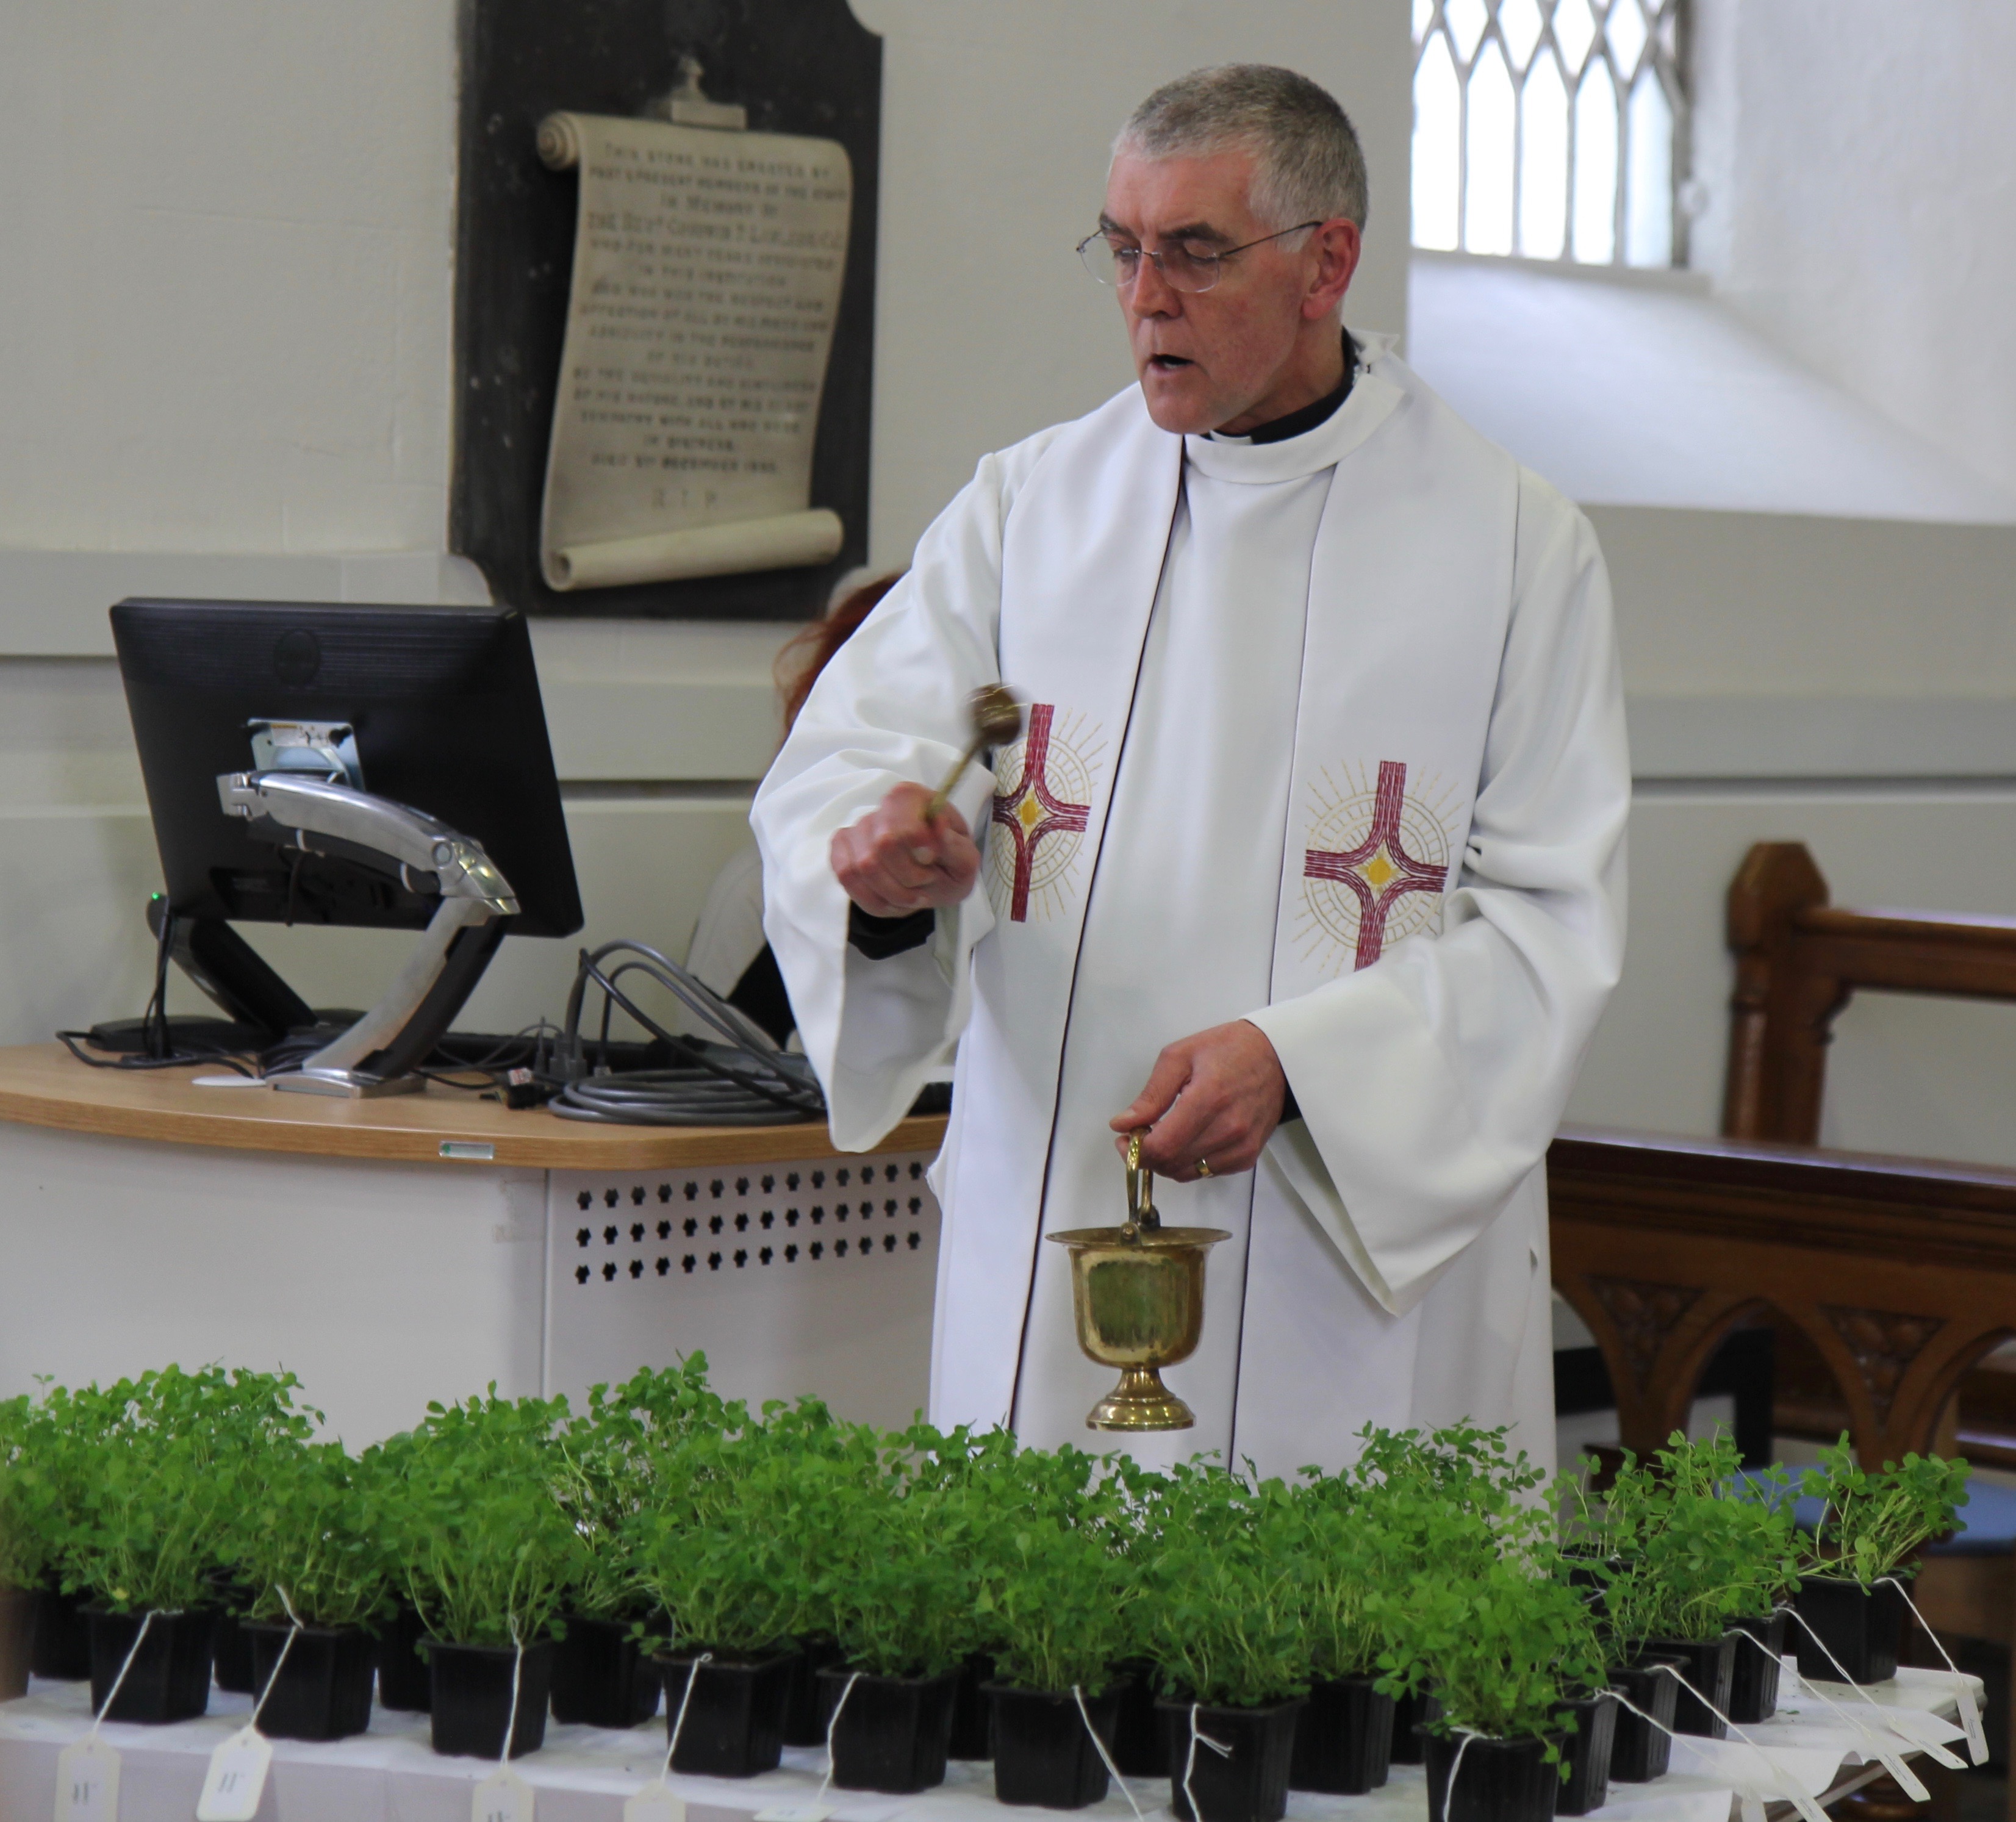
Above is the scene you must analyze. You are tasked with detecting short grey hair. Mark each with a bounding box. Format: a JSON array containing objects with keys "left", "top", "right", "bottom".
[{"left": 1116, "top": 65, "right": 1369, "bottom": 232}]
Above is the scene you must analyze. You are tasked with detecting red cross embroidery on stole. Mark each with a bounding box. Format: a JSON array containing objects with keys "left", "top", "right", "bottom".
[
  {"left": 1302, "top": 759, "right": 1449, "bottom": 969},
  {"left": 989, "top": 703, "right": 1091, "bottom": 922}
]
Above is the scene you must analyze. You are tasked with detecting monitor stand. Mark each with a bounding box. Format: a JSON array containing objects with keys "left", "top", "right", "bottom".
[{"left": 206, "top": 770, "right": 522, "bottom": 1099}]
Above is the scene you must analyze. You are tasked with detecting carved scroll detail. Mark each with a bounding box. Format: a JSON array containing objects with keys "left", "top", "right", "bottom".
[
  {"left": 1588, "top": 1277, "right": 1706, "bottom": 1390},
  {"left": 1821, "top": 1304, "right": 1946, "bottom": 1422}
]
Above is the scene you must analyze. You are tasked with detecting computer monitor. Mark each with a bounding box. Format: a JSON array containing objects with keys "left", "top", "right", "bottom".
[{"left": 109, "top": 598, "right": 583, "bottom": 1086}]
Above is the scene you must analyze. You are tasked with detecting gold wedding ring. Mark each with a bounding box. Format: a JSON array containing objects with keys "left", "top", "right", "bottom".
[{"left": 1196, "top": 1158, "right": 1213, "bottom": 1178}]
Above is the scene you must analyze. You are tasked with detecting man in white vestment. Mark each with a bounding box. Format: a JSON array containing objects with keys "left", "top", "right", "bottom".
[{"left": 752, "top": 66, "right": 1629, "bottom": 1477}]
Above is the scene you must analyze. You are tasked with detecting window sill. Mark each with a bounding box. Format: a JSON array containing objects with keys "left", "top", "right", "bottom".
[{"left": 1409, "top": 245, "right": 1712, "bottom": 297}]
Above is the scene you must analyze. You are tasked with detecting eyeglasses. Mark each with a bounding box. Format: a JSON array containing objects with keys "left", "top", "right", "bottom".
[{"left": 1076, "top": 221, "right": 1324, "bottom": 295}]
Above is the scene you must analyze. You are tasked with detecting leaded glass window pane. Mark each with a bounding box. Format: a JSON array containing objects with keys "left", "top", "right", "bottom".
[{"left": 1411, "top": 0, "right": 1689, "bottom": 268}]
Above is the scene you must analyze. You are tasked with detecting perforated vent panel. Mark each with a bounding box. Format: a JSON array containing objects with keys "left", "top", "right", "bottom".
[{"left": 543, "top": 1150, "right": 941, "bottom": 1429}]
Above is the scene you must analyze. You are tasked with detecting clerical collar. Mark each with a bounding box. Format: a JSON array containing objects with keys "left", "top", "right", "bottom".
[{"left": 1211, "top": 330, "right": 1358, "bottom": 445}]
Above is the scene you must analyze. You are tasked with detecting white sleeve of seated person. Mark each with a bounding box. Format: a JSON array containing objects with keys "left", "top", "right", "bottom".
[
  {"left": 752, "top": 433, "right": 1061, "bottom": 1149},
  {"left": 1249, "top": 470, "right": 1630, "bottom": 1318}
]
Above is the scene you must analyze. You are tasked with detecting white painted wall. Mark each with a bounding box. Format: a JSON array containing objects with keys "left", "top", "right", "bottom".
[
  {"left": 1565, "top": 787, "right": 2016, "bottom": 1171},
  {"left": 855, "top": 0, "right": 1413, "bottom": 562},
  {"left": 1408, "top": 256, "right": 2016, "bottom": 522},
  {"left": 0, "top": 0, "right": 1413, "bottom": 1053},
  {"left": 0, "top": 0, "right": 1410, "bottom": 588},
  {"left": 0, "top": 3, "right": 458, "bottom": 555},
  {"left": 1690, "top": 0, "right": 2016, "bottom": 501},
  {"left": 1567, "top": 504, "right": 2016, "bottom": 1171}
]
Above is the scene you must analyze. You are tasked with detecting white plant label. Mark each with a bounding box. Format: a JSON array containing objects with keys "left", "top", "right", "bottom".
[
  {"left": 1854, "top": 1726, "right": 1929, "bottom": 1806},
  {"left": 1880, "top": 1709, "right": 1967, "bottom": 1771},
  {"left": 54, "top": 1738, "right": 120, "bottom": 1822},
  {"left": 1955, "top": 1677, "right": 1989, "bottom": 1765},
  {"left": 196, "top": 1726, "right": 273, "bottom": 1821},
  {"left": 473, "top": 1765, "right": 536, "bottom": 1822},
  {"left": 624, "top": 1787, "right": 686, "bottom": 1822}
]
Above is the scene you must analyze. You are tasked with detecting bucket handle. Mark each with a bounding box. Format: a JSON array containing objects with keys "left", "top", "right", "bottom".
[{"left": 1124, "top": 1132, "right": 1161, "bottom": 1239}]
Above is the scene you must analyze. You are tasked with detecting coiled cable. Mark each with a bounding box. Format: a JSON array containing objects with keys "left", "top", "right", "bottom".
[{"left": 548, "top": 939, "right": 825, "bottom": 1125}]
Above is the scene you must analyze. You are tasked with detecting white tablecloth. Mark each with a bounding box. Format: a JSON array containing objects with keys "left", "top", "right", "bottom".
[{"left": 0, "top": 1664, "right": 1976, "bottom": 1822}]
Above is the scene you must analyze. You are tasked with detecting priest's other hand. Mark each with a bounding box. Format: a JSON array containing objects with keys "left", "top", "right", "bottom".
[
  {"left": 1111, "top": 1020, "right": 1288, "bottom": 1182},
  {"left": 831, "top": 783, "right": 981, "bottom": 918}
]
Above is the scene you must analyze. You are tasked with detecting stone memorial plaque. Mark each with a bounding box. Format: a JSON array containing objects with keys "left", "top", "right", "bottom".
[{"left": 451, "top": 0, "right": 881, "bottom": 620}]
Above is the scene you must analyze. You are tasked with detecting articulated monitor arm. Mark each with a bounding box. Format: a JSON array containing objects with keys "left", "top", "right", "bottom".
[
  {"left": 216, "top": 772, "right": 522, "bottom": 1096},
  {"left": 218, "top": 772, "right": 520, "bottom": 916}
]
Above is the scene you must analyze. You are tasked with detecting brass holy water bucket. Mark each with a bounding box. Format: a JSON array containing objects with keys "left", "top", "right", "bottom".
[{"left": 1046, "top": 1133, "right": 1230, "bottom": 1431}]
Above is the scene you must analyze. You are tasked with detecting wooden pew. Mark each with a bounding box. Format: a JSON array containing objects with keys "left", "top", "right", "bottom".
[
  {"left": 1721, "top": 842, "right": 2016, "bottom": 1457},
  {"left": 1722, "top": 840, "right": 2016, "bottom": 1149},
  {"left": 1549, "top": 1125, "right": 2016, "bottom": 1470},
  {"left": 1548, "top": 1124, "right": 2015, "bottom": 1812},
  {"left": 1551, "top": 841, "right": 2016, "bottom": 1812}
]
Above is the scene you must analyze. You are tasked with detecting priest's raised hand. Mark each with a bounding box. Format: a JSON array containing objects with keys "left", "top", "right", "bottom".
[
  {"left": 829, "top": 782, "right": 980, "bottom": 918},
  {"left": 1111, "top": 1022, "right": 1288, "bottom": 1183}
]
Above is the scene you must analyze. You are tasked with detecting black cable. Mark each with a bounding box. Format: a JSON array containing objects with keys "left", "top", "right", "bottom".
[
  {"left": 55, "top": 1031, "right": 258, "bottom": 1075},
  {"left": 145, "top": 905, "right": 174, "bottom": 1059},
  {"left": 57, "top": 914, "right": 816, "bottom": 1125},
  {"left": 578, "top": 956, "right": 819, "bottom": 1115},
  {"left": 548, "top": 940, "right": 825, "bottom": 1126},
  {"left": 55, "top": 907, "right": 257, "bottom": 1075}
]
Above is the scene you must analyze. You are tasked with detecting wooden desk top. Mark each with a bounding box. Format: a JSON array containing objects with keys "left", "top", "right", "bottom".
[{"left": 0, "top": 1044, "right": 947, "bottom": 1171}]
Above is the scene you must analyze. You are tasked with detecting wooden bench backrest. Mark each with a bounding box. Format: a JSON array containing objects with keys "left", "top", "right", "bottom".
[{"left": 1723, "top": 841, "right": 2016, "bottom": 1144}]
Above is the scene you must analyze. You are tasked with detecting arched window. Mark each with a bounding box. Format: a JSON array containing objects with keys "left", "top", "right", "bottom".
[{"left": 1412, "top": 0, "right": 1688, "bottom": 267}]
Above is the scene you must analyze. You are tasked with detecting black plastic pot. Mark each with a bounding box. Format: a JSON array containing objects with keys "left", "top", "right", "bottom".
[
  {"left": 816, "top": 1665, "right": 960, "bottom": 1793},
  {"left": 550, "top": 1613, "right": 659, "bottom": 1728},
  {"left": 986, "top": 1680, "right": 1121, "bottom": 1809},
  {"left": 1109, "top": 1659, "right": 1165, "bottom": 1777},
  {"left": 658, "top": 1648, "right": 794, "bottom": 1777},
  {"left": 86, "top": 1607, "right": 213, "bottom": 1723},
  {"left": 1157, "top": 1695, "right": 1304, "bottom": 1822},
  {"left": 0, "top": 1583, "right": 33, "bottom": 1699},
  {"left": 949, "top": 1651, "right": 997, "bottom": 1759},
  {"left": 1645, "top": 1634, "right": 1736, "bottom": 1737},
  {"left": 376, "top": 1601, "right": 432, "bottom": 1712},
  {"left": 1425, "top": 1728, "right": 1565, "bottom": 1822},
  {"left": 1607, "top": 1656, "right": 1680, "bottom": 1782},
  {"left": 246, "top": 1623, "right": 375, "bottom": 1741},
  {"left": 1726, "top": 1610, "right": 1788, "bottom": 1723},
  {"left": 1550, "top": 1691, "right": 1618, "bottom": 1817},
  {"left": 1793, "top": 1576, "right": 1906, "bottom": 1685},
  {"left": 1289, "top": 1673, "right": 1394, "bottom": 1794},
  {"left": 32, "top": 1582, "right": 90, "bottom": 1680},
  {"left": 1388, "top": 1684, "right": 1443, "bottom": 1765},
  {"left": 206, "top": 1573, "right": 257, "bottom": 1696},
  {"left": 1561, "top": 1550, "right": 1623, "bottom": 1603},
  {"left": 427, "top": 1638, "right": 554, "bottom": 1759},
  {"left": 781, "top": 1635, "right": 847, "bottom": 1746}
]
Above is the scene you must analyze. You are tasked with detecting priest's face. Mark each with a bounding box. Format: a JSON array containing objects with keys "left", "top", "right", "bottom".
[{"left": 1100, "top": 146, "right": 1358, "bottom": 436}]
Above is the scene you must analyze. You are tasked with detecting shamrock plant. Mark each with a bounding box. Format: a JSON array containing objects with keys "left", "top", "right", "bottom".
[
  {"left": 0, "top": 1396, "right": 51, "bottom": 1591},
  {"left": 820, "top": 1468, "right": 996, "bottom": 1677},
  {"left": 4, "top": 1350, "right": 1977, "bottom": 1721},
  {"left": 1134, "top": 1496, "right": 1310, "bottom": 1707},
  {"left": 40, "top": 1366, "right": 319, "bottom": 1614},
  {"left": 61, "top": 1426, "right": 232, "bottom": 1613},
  {"left": 235, "top": 1440, "right": 394, "bottom": 1632},
  {"left": 627, "top": 1430, "right": 825, "bottom": 1656},
  {"left": 1590, "top": 1432, "right": 1798, "bottom": 1644},
  {"left": 1371, "top": 1556, "right": 1605, "bottom": 1752},
  {"left": 1801, "top": 1436, "right": 1970, "bottom": 1585},
  {"left": 381, "top": 1390, "right": 583, "bottom": 1648},
  {"left": 979, "top": 1512, "right": 1136, "bottom": 1695}
]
